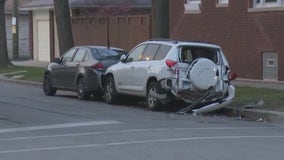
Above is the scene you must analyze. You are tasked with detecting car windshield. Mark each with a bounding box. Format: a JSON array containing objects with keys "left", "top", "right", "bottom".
[{"left": 90, "top": 48, "right": 120, "bottom": 60}]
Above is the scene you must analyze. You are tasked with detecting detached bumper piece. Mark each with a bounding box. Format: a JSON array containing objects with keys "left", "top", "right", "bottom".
[{"left": 177, "top": 85, "right": 235, "bottom": 115}]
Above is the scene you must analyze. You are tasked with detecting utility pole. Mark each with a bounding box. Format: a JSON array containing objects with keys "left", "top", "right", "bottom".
[
  {"left": 152, "top": 0, "right": 169, "bottom": 38},
  {"left": 12, "top": 0, "right": 19, "bottom": 59}
]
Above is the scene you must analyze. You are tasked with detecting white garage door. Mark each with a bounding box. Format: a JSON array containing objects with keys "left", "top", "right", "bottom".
[{"left": 37, "top": 20, "right": 50, "bottom": 61}]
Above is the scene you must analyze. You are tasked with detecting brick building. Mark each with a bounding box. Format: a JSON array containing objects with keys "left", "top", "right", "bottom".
[{"left": 169, "top": 0, "right": 284, "bottom": 81}]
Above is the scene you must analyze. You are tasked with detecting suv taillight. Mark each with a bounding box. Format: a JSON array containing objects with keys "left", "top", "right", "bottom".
[
  {"left": 165, "top": 60, "right": 177, "bottom": 68},
  {"left": 228, "top": 72, "right": 238, "bottom": 81},
  {"left": 91, "top": 63, "right": 104, "bottom": 70}
]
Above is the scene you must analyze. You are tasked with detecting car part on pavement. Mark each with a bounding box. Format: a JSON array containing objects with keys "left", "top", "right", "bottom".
[{"left": 192, "top": 84, "right": 235, "bottom": 115}]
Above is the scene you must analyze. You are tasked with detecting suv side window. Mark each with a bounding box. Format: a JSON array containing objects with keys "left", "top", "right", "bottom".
[
  {"left": 154, "top": 44, "right": 171, "bottom": 60},
  {"left": 73, "top": 48, "right": 87, "bottom": 62},
  {"left": 142, "top": 44, "right": 160, "bottom": 61},
  {"left": 62, "top": 48, "right": 77, "bottom": 63},
  {"left": 127, "top": 45, "right": 146, "bottom": 62}
]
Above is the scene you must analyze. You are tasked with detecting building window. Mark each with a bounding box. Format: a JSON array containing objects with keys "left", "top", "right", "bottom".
[
  {"left": 218, "top": 0, "right": 229, "bottom": 4},
  {"left": 184, "top": 0, "right": 201, "bottom": 14},
  {"left": 216, "top": 0, "right": 229, "bottom": 7},
  {"left": 253, "top": 0, "right": 284, "bottom": 8}
]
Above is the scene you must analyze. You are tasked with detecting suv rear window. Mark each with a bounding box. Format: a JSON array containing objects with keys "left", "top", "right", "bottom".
[{"left": 180, "top": 46, "right": 218, "bottom": 63}]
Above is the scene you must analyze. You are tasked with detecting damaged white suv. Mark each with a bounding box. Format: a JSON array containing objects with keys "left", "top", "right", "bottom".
[{"left": 102, "top": 40, "right": 237, "bottom": 114}]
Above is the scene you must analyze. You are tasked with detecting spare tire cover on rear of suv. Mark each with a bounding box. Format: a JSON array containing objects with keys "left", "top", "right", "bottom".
[{"left": 188, "top": 58, "right": 218, "bottom": 90}]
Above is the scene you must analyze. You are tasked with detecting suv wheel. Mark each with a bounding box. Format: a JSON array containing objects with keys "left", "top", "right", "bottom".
[
  {"left": 77, "top": 78, "right": 89, "bottom": 100},
  {"left": 104, "top": 76, "right": 118, "bottom": 104},
  {"left": 147, "top": 82, "right": 162, "bottom": 111},
  {"left": 43, "top": 75, "right": 57, "bottom": 96}
]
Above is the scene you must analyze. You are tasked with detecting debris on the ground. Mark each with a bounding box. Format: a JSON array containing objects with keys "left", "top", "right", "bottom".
[{"left": 240, "top": 99, "right": 264, "bottom": 109}]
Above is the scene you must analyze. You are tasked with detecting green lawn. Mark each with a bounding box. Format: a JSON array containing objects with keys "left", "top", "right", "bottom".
[
  {"left": 231, "top": 86, "right": 284, "bottom": 112},
  {"left": 0, "top": 65, "right": 284, "bottom": 112},
  {"left": 0, "top": 65, "right": 44, "bottom": 82}
]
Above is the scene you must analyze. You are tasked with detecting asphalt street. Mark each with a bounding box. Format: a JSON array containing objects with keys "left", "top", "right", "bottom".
[{"left": 0, "top": 81, "right": 284, "bottom": 160}]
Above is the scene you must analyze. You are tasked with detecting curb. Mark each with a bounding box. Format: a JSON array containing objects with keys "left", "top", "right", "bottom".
[
  {"left": 221, "top": 107, "right": 284, "bottom": 124},
  {"left": 233, "top": 78, "right": 284, "bottom": 90},
  {"left": 0, "top": 78, "right": 42, "bottom": 87}
]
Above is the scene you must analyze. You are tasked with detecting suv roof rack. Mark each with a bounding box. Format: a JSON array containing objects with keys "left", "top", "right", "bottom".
[
  {"left": 183, "top": 40, "right": 215, "bottom": 45},
  {"left": 148, "top": 39, "right": 178, "bottom": 44}
]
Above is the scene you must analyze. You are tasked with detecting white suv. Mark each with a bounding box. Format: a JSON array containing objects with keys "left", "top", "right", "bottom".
[{"left": 102, "top": 40, "right": 237, "bottom": 114}]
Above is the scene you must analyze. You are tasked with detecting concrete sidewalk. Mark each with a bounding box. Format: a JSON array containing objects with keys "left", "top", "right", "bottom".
[{"left": 12, "top": 60, "right": 49, "bottom": 68}]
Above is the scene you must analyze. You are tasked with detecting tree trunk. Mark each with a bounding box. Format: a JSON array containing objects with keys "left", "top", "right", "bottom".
[
  {"left": 53, "top": 0, "right": 74, "bottom": 56},
  {"left": 152, "top": 0, "right": 169, "bottom": 39},
  {"left": 0, "top": 0, "right": 12, "bottom": 66}
]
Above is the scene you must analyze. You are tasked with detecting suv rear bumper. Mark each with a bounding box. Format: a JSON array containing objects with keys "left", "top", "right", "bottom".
[{"left": 192, "top": 84, "right": 235, "bottom": 114}]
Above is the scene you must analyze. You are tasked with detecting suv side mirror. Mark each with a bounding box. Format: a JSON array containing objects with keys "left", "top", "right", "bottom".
[{"left": 120, "top": 54, "right": 127, "bottom": 63}]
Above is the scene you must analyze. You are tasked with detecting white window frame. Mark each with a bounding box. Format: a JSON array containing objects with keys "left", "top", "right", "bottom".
[
  {"left": 253, "top": 0, "right": 284, "bottom": 8},
  {"left": 218, "top": 0, "right": 229, "bottom": 4},
  {"left": 184, "top": 0, "right": 201, "bottom": 14},
  {"left": 216, "top": 0, "right": 229, "bottom": 8}
]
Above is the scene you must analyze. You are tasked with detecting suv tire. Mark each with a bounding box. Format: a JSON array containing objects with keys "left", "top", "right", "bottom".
[
  {"left": 147, "top": 81, "right": 162, "bottom": 111},
  {"left": 104, "top": 76, "right": 118, "bottom": 104},
  {"left": 43, "top": 74, "right": 57, "bottom": 96}
]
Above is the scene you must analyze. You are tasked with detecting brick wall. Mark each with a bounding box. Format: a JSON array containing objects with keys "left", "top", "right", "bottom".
[{"left": 169, "top": 0, "right": 284, "bottom": 81}]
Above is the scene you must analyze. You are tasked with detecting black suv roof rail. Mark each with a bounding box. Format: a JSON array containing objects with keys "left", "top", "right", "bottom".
[{"left": 147, "top": 38, "right": 178, "bottom": 44}]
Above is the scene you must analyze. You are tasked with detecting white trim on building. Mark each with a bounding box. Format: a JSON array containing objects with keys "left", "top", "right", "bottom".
[{"left": 253, "top": 0, "right": 284, "bottom": 8}]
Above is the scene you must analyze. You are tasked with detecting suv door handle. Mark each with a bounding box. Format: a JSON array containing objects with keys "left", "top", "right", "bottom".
[
  {"left": 131, "top": 66, "right": 135, "bottom": 69},
  {"left": 147, "top": 65, "right": 151, "bottom": 69}
]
